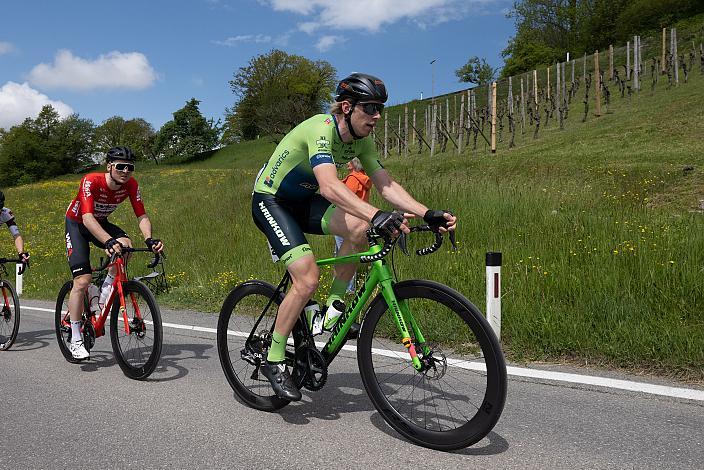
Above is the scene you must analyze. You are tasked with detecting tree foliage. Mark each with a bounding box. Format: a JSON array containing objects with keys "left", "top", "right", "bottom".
[
  {"left": 154, "top": 98, "right": 219, "bottom": 162},
  {"left": 501, "top": 0, "right": 704, "bottom": 77},
  {"left": 94, "top": 116, "right": 156, "bottom": 162},
  {"left": 455, "top": 56, "right": 498, "bottom": 85},
  {"left": 227, "top": 49, "right": 336, "bottom": 140},
  {"left": 0, "top": 105, "right": 95, "bottom": 186}
]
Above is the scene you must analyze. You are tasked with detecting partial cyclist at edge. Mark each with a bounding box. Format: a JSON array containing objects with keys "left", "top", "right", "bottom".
[
  {"left": 251, "top": 73, "right": 456, "bottom": 401},
  {"left": 63, "top": 147, "right": 164, "bottom": 361},
  {"left": 0, "top": 191, "right": 30, "bottom": 273}
]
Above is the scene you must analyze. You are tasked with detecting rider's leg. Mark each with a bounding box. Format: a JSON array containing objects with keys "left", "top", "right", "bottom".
[
  {"left": 326, "top": 208, "right": 369, "bottom": 306},
  {"left": 68, "top": 274, "right": 91, "bottom": 323},
  {"left": 266, "top": 254, "right": 319, "bottom": 363}
]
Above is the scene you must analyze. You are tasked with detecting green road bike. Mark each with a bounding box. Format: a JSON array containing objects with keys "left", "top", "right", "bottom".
[{"left": 217, "top": 226, "right": 507, "bottom": 450}]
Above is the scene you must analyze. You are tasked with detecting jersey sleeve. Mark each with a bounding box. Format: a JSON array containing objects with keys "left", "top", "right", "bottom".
[
  {"left": 356, "top": 138, "right": 383, "bottom": 175},
  {"left": 2, "top": 209, "right": 20, "bottom": 237},
  {"left": 78, "top": 175, "right": 95, "bottom": 217},
  {"left": 306, "top": 120, "right": 335, "bottom": 168},
  {"left": 127, "top": 179, "right": 146, "bottom": 218}
]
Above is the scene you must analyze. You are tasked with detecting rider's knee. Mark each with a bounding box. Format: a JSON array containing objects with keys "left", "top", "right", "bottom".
[
  {"left": 292, "top": 268, "right": 320, "bottom": 297},
  {"left": 72, "top": 274, "right": 91, "bottom": 291}
]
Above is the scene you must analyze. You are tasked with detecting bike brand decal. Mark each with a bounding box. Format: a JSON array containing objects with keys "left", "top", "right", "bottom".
[{"left": 258, "top": 201, "right": 291, "bottom": 246}]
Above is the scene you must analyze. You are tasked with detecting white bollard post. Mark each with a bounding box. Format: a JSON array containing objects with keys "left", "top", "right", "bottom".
[
  {"left": 486, "top": 252, "right": 502, "bottom": 340},
  {"left": 15, "top": 263, "right": 23, "bottom": 296}
]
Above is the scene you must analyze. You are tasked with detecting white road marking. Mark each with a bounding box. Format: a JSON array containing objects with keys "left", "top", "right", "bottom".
[{"left": 23, "top": 305, "right": 704, "bottom": 401}]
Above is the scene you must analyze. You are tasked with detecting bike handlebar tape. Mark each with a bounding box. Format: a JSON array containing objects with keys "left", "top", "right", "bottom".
[{"left": 486, "top": 252, "right": 502, "bottom": 341}]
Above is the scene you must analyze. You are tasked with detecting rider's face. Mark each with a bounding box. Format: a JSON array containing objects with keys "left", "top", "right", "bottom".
[
  {"left": 346, "top": 100, "right": 382, "bottom": 137},
  {"left": 107, "top": 159, "right": 134, "bottom": 184}
]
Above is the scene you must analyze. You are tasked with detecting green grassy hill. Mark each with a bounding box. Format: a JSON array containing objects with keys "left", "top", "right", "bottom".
[{"left": 6, "top": 54, "right": 704, "bottom": 381}]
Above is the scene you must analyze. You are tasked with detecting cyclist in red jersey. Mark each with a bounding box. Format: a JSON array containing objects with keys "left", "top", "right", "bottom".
[{"left": 63, "top": 147, "right": 163, "bottom": 360}]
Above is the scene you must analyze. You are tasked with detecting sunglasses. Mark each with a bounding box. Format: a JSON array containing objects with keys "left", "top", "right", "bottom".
[
  {"left": 358, "top": 102, "right": 384, "bottom": 116},
  {"left": 113, "top": 163, "right": 135, "bottom": 172}
]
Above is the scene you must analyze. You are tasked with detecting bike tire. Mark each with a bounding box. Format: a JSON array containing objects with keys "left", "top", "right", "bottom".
[
  {"left": 357, "top": 280, "right": 507, "bottom": 450},
  {"left": 217, "top": 280, "right": 305, "bottom": 411},
  {"left": 109, "top": 280, "right": 162, "bottom": 380},
  {"left": 0, "top": 280, "right": 20, "bottom": 351},
  {"left": 54, "top": 281, "right": 86, "bottom": 363}
]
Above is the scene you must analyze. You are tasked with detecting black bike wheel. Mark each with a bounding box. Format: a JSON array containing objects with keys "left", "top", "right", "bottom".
[
  {"left": 357, "top": 280, "right": 507, "bottom": 451},
  {"left": 217, "top": 281, "right": 304, "bottom": 411},
  {"left": 0, "top": 280, "right": 20, "bottom": 351},
  {"left": 109, "top": 280, "right": 162, "bottom": 380}
]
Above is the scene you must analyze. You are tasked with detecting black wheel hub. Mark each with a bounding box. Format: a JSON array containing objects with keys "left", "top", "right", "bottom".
[
  {"left": 419, "top": 344, "right": 447, "bottom": 380},
  {"left": 129, "top": 318, "right": 146, "bottom": 338}
]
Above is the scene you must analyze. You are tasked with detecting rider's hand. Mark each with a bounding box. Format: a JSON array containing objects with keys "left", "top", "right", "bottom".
[
  {"left": 104, "top": 237, "right": 123, "bottom": 256},
  {"left": 423, "top": 210, "right": 456, "bottom": 233},
  {"left": 18, "top": 251, "right": 29, "bottom": 274},
  {"left": 145, "top": 238, "right": 163, "bottom": 253},
  {"left": 371, "top": 210, "right": 409, "bottom": 238}
]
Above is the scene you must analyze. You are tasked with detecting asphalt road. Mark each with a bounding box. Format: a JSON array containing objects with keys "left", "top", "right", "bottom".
[{"left": 1, "top": 299, "right": 702, "bottom": 469}]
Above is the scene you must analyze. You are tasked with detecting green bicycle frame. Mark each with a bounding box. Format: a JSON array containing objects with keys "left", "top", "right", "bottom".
[{"left": 316, "top": 243, "right": 425, "bottom": 370}]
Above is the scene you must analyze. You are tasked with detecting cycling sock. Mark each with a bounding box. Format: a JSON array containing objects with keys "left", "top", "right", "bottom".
[
  {"left": 70, "top": 320, "right": 82, "bottom": 342},
  {"left": 266, "top": 331, "right": 288, "bottom": 363},
  {"left": 326, "top": 278, "right": 349, "bottom": 307}
]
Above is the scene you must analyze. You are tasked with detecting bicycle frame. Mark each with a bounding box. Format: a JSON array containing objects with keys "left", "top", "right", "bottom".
[{"left": 314, "top": 243, "right": 425, "bottom": 370}]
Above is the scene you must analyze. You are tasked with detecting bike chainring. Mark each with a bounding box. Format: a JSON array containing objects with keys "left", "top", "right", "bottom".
[
  {"left": 293, "top": 344, "right": 328, "bottom": 391},
  {"left": 82, "top": 319, "right": 96, "bottom": 351}
]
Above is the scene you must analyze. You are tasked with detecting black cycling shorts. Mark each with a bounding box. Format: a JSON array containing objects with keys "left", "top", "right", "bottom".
[
  {"left": 65, "top": 217, "right": 129, "bottom": 277},
  {"left": 251, "top": 192, "right": 335, "bottom": 266}
]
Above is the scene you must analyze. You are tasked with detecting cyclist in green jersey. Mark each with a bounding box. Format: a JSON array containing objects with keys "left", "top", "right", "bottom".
[{"left": 251, "top": 73, "right": 456, "bottom": 400}]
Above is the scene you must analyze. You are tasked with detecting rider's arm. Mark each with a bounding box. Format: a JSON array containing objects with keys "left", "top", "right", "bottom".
[
  {"left": 127, "top": 179, "right": 146, "bottom": 218},
  {"left": 81, "top": 213, "right": 114, "bottom": 244},
  {"left": 314, "top": 164, "right": 378, "bottom": 221},
  {"left": 137, "top": 214, "right": 153, "bottom": 240},
  {"left": 13, "top": 233, "right": 24, "bottom": 254},
  {"left": 369, "top": 169, "right": 428, "bottom": 217}
]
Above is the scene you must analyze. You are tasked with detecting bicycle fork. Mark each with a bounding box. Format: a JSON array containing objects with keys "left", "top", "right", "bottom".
[{"left": 378, "top": 279, "right": 426, "bottom": 371}]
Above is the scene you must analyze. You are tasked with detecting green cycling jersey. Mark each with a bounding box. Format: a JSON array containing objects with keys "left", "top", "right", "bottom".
[{"left": 253, "top": 114, "right": 383, "bottom": 200}]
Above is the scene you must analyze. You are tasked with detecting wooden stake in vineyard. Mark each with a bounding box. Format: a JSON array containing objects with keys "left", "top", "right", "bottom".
[
  {"left": 491, "top": 82, "right": 497, "bottom": 154},
  {"left": 594, "top": 50, "right": 602, "bottom": 117},
  {"left": 662, "top": 28, "right": 667, "bottom": 73}
]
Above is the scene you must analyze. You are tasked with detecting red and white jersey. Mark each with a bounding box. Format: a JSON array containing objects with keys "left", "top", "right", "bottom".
[{"left": 66, "top": 173, "right": 146, "bottom": 222}]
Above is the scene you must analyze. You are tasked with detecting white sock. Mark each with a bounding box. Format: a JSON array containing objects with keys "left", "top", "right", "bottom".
[{"left": 70, "top": 320, "right": 82, "bottom": 343}]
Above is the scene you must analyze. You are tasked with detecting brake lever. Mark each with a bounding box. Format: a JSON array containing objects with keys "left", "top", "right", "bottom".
[
  {"left": 398, "top": 232, "right": 410, "bottom": 256},
  {"left": 449, "top": 231, "right": 458, "bottom": 251}
]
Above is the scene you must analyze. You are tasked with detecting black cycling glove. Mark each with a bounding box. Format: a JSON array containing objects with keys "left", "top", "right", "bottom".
[
  {"left": 423, "top": 209, "right": 453, "bottom": 232},
  {"left": 371, "top": 210, "right": 405, "bottom": 238},
  {"left": 105, "top": 237, "right": 122, "bottom": 254},
  {"left": 145, "top": 238, "right": 161, "bottom": 252},
  {"left": 18, "top": 252, "right": 30, "bottom": 274}
]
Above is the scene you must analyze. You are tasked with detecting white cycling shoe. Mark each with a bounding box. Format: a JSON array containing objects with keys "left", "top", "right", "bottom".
[{"left": 69, "top": 340, "right": 90, "bottom": 360}]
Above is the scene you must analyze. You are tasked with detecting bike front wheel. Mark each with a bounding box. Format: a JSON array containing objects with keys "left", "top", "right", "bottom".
[
  {"left": 357, "top": 280, "right": 507, "bottom": 450},
  {"left": 217, "top": 281, "right": 305, "bottom": 411},
  {"left": 109, "top": 280, "right": 162, "bottom": 380},
  {"left": 0, "top": 280, "right": 20, "bottom": 351}
]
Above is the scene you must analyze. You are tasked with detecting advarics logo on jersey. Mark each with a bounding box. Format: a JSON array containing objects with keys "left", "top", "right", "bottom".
[{"left": 266, "top": 149, "right": 290, "bottom": 186}]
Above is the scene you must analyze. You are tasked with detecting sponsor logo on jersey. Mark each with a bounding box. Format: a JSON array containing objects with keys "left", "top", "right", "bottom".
[
  {"left": 266, "top": 149, "right": 290, "bottom": 185},
  {"left": 264, "top": 176, "right": 274, "bottom": 188},
  {"left": 324, "top": 117, "right": 332, "bottom": 125},
  {"left": 316, "top": 136, "right": 330, "bottom": 152},
  {"left": 65, "top": 232, "right": 73, "bottom": 258},
  {"left": 258, "top": 201, "right": 290, "bottom": 246},
  {"left": 82, "top": 179, "right": 93, "bottom": 198}
]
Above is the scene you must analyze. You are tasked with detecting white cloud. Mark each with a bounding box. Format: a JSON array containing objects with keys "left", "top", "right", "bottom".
[
  {"left": 0, "top": 81, "right": 73, "bottom": 130},
  {"left": 212, "top": 34, "right": 272, "bottom": 46},
  {"left": 265, "top": 0, "right": 489, "bottom": 32},
  {"left": 0, "top": 42, "right": 14, "bottom": 55},
  {"left": 315, "top": 35, "right": 344, "bottom": 52},
  {"left": 27, "top": 50, "right": 157, "bottom": 91}
]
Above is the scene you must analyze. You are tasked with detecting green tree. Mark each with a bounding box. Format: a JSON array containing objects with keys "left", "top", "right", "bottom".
[
  {"left": 0, "top": 105, "right": 95, "bottom": 186},
  {"left": 94, "top": 116, "right": 156, "bottom": 162},
  {"left": 155, "top": 98, "right": 219, "bottom": 162},
  {"left": 228, "top": 49, "right": 336, "bottom": 140},
  {"left": 455, "top": 56, "right": 498, "bottom": 85}
]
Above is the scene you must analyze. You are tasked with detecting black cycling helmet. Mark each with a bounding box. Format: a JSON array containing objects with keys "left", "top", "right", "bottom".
[
  {"left": 0, "top": 191, "right": 4, "bottom": 208},
  {"left": 335, "top": 73, "right": 388, "bottom": 104},
  {"left": 106, "top": 146, "right": 136, "bottom": 163}
]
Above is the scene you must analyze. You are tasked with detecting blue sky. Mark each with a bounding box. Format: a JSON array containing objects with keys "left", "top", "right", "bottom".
[{"left": 0, "top": 0, "right": 515, "bottom": 131}]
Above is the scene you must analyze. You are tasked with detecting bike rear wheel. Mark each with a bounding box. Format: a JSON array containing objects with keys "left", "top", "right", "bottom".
[
  {"left": 54, "top": 281, "right": 92, "bottom": 363},
  {"left": 357, "top": 280, "right": 507, "bottom": 450},
  {"left": 217, "top": 281, "right": 304, "bottom": 411},
  {"left": 109, "top": 280, "right": 162, "bottom": 380},
  {"left": 0, "top": 280, "right": 20, "bottom": 351}
]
